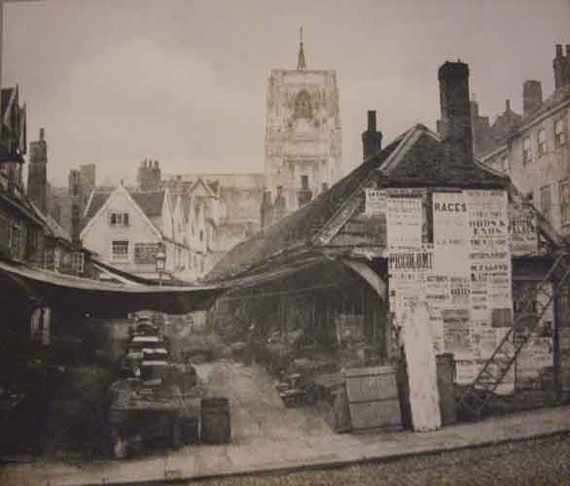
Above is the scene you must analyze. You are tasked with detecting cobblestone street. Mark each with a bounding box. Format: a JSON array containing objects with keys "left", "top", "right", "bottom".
[{"left": 186, "top": 434, "right": 570, "bottom": 486}]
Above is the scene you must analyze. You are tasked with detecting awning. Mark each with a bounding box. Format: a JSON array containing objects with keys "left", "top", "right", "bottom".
[{"left": 0, "top": 259, "right": 227, "bottom": 318}]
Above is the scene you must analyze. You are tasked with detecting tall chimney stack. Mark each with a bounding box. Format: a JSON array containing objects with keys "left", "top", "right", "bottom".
[
  {"left": 438, "top": 60, "right": 473, "bottom": 167},
  {"left": 523, "top": 80, "right": 543, "bottom": 115},
  {"left": 361, "top": 110, "right": 383, "bottom": 161},
  {"left": 554, "top": 44, "right": 567, "bottom": 90},
  {"left": 27, "top": 128, "right": 48, "bottom": 213}
]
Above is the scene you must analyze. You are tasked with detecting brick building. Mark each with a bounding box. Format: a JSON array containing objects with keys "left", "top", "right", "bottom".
[{"left": 473, "top": 44, "right": 570, "bottom": 238}]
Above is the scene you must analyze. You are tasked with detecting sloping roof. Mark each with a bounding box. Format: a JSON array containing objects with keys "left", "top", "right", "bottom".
[
  {"left": 30, "top": 201, "right": 72, "bottom": 243},
  {"left": 84, "top": 190, "right": 112, "bottom": 220},
  {"left": 0, "top": 257, "right": 225, "bottom": 318},
  {"left": 205, "top": 124, "right": 515, "bottom": 283},
  {"left": 518, "top": 83, "right": 570, "bottom": 129},
  {"left": 130, "top": 190, "right": 166, "bottom": 218},
  {"left": 205, "top": 130, "right": 407, "bottom": 282}
]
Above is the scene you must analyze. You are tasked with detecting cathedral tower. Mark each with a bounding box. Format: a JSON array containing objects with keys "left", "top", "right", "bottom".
[{"left": 263, "top": 30, "right": 342, "bottom": 223}]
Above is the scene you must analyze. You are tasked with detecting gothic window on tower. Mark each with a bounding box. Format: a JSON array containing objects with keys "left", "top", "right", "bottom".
[{"left": 293, "top": 91, "right": 312, "bottom": 119}]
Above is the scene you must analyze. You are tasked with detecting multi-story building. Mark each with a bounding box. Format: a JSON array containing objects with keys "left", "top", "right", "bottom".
[
  {"left": 476, "top": 44, "right": 570, "bottom": 238},
  {"left": 164, "top": 171, "right": 264, "bottom": 262},
  {"left": 80, "top": 180, "right": 191, "bottom": 282},
  {"left": 262, "top": 36, "right": 342, "bottom": 225}
]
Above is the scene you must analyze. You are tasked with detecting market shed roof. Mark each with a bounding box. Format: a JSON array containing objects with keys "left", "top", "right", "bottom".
[
  {"left": 0, "top": 258, "right": 225, "bottom": 318},
  {"left": 206, "top": 124, "right": 555, "bottom": 284}
]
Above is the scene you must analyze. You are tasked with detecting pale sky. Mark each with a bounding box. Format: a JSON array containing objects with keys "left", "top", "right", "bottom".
[{"left": 4, "top": 0, "right": 570, "bottom": 187}]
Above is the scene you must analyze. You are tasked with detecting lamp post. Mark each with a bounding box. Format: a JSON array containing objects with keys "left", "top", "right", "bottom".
[{"left": 155, "top": 242, "right": 166, "bottom": 287}]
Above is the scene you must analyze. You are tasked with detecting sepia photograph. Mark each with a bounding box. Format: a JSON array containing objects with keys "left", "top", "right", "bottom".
[{"left": 1, "top": 0, "right": 570, "bottom": 485}]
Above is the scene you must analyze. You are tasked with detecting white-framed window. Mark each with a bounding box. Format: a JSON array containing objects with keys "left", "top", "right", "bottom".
[
  {"left": 538, "top": 129, "right": 547, "bottom": 156},
  {"left": 541, "top": 185, "right": 552, "bottom": 222},
  {"left": 555, "top": 119, "right": 566, "bottom": 147},
  {"left": 111, "top": 240, "right": 129, "bottom": 261},
  {"left": 523, "top": 136, "right": 532, "bottom": 164},
  {"left": 109, "top": 211, "right": 130, "bottom": 227},
  {"left": 134, "top": 243, "right": 158, "bottom": 264},
  {"left": 560, "top": 179, "right": 570, "bottom": 226},
  {"left": 71, "top": 252, "right": 85, "bottom": 274}
]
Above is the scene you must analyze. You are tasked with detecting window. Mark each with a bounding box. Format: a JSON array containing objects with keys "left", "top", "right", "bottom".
[
  {"left": 293, "top": 90, "right": 312, "bottom": 119},
  {"left": 538, "top": 129, "right": 547, "bottom": 156},
  {"left": 134, "top": 243, "right": 158, "bottom": 264},
  {"left": 71, "top": 252, "right": 85, "bottom": 274},
  {"left": 109, "top": 211, "right": 130, "bottom": 227},
  {"left": 555, "top": 119, "right": 566, "bottom": 147},
  {"left": 111, "top": 240, "right": 129, "bottom": 261},
  {"left": 541, "top": 185, "right": 552, "bottom": 222},
  {"left": 522, "top": 136, "right": 532, "bottom": 164},
  {"left": 560, "top": 180, "right": 570, "bottom": 226},
  {"left": 10, "top": 224, "right": 24, "bottom": 260},
  {"left": 499, "top": 155, "right": 510, "bottom": 173}
]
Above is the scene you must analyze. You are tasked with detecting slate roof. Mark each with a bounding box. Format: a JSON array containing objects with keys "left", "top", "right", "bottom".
[
  {"left": 84, "top": 190, "right": 112, "bottom": 220},
  {"left": 130, "top": 190, "right": 166, "bottom": 218},
  {"left": 29, "top": 200, "right": 72, "bottom": 243},
  {"left": 83, "top": 188, "right": 166, "bottom": 226},
  {"left": 205, "top": 124, "right": 512, "bottom": 283}
]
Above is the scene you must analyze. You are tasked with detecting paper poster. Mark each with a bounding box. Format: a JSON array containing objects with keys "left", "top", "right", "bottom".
[
  {"left": 364, "top": 189, "right": 387, "bottom": 216},
  {"left": 509, "top": 201, "right": 538, "bottom": 256},
  {"left": 386, "top": 197, "right": 423, "bottom": 248},
  {"left": 433, "top": 192, "right": 470, "bottom": 276}
]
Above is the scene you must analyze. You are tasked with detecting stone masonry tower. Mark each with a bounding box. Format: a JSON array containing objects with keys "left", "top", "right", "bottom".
[
  {"left": 27, "top": 128, "right": 47, "bottom": 213},
  {"left": 263, "top": 30, "right": 342, "bottom": 222}
]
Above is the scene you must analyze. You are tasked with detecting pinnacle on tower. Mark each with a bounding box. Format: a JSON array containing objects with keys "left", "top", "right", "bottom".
[{"left": 297, "top": 26, "right": 307, "bottom": 70}]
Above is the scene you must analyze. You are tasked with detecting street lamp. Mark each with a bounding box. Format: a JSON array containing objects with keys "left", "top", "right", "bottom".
[{"left": 155, "top": 242, "right": 166, "bottom": 286}]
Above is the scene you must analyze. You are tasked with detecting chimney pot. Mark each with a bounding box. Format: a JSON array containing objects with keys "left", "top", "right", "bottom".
[
  {"left": 39, "top": 128, "right": 45, "bottom": 141},
  {"left": 506, "top": 99, "right": 511, "bottom": 111},
  {"left": 523, "top": 80, "right": 543, "bottom": 115},
  {"left": 556, "top": 44, "right": 564, "bottom": 57},
  {"left": 367, "top": 110, "right": 376, "bottom": 132}
]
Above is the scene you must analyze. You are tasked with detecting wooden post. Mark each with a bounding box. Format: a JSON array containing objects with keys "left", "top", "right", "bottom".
[{"left": 399, "top": 300, "right": 441, "bottom": 432}]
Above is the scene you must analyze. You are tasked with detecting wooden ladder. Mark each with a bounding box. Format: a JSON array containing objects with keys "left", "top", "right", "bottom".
[{"left": 458, "top": 252, "right": 570, "bottom": 417}]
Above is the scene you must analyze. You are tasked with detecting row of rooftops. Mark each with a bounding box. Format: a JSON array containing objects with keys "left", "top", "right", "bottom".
[
  {"left": 205, "top": 56, "right": 563, "bottom": 284},
  {"left": 472, "top": 45, "right": 570, "bottom": 157}
]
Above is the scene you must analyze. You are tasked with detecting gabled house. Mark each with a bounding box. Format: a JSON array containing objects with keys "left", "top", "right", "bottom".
[{"left": 80, "top": 184, "right": 189, "bottom": 281}]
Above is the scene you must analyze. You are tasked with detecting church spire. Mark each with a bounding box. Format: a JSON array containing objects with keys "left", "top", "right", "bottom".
[{"left": 297, "top": 26, "right": 307, "bottom": 70}]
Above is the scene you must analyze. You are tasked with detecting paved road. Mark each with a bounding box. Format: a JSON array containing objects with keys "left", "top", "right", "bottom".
[{"left": 184, "top": 433, "right": 570, "bottom": 486}]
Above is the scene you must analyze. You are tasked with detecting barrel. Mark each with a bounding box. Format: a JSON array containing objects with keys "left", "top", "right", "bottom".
[{"left": 200, "top": 398, "right": 231, "bottom": 444}]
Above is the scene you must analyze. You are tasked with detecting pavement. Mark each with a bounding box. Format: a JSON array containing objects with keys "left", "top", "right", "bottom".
[{"left": 2, "top": 361, "right": 570, "bottom": 486}]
